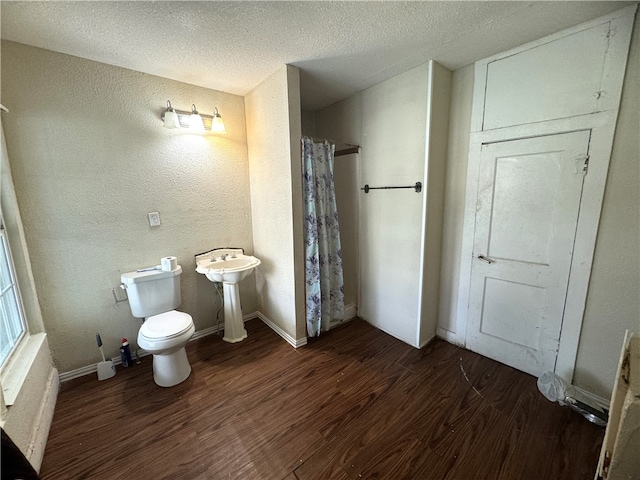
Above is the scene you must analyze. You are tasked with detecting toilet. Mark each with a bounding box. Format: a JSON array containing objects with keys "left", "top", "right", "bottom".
[{"left": 120, "top": 265, "right": 195, "bottom": 387}]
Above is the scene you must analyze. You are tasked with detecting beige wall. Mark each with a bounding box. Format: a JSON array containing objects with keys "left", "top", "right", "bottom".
[
  {"left": 419, "top": 61, "right": 451, "bottom": 346},
  {"left": 573, "top": 14, "right": 640, "bottom": 399},
  {"left": 1, "top": 118, "right": 57, "bottom": 472},
  {"left": 316, "top": 64, "right": 434, "bottom": 345},
  {"left": 358, "top": 64, "right": 430, "bottom": 345},
  {"left": 1, "top": 41, "right": 256, "bottom": 373},
  {"left": 288, "top": 67, "right": 306, "bottom": 341},
  {"left": 438, "top": 15, "right": 639, "bottom": 399},
  {"left": 245, "top": 65, "right": 305, "bottom": 341},
  {"left": 314, "top": 94, "right": 363, "bottom": 310},
  {"left": 437, "top": 64, "right": 474, "bottom": 340},
  {"left": 314, "top": 62, "right": 451, "bottom": 346},
  {"left": 301, "top": 110, "right": 316, "bottom": 137}
]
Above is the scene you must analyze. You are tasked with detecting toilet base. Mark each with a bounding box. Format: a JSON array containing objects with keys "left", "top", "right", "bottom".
[{"left": 151, "top": 346, "right": 191, "bottom": 387}]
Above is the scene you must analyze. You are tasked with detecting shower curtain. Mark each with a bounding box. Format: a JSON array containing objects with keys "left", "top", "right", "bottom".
[{"left": 302, "top": 137, "right": 345, "bottom": 336}]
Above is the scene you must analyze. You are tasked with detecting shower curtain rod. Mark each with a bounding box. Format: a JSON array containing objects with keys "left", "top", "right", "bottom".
[
  {"left": 335, "top": 144, "right": 360, "bottom": 157},
  {"left": 303, "top": 137, "right": 360, "bottom": 157}
]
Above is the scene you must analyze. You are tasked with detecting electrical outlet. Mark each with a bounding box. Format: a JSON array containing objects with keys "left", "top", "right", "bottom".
[{"left": 148, "top": 212, "right": 161, "bottom": 227}]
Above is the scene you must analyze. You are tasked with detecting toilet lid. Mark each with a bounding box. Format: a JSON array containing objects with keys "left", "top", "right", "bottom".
[{"left": 140, "top": 311, "right": 193, "bottom": 340}]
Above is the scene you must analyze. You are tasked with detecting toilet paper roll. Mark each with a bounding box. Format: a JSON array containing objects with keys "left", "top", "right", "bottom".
[{"left": 161, "top": 256, "right": 177, "bottom": 272}]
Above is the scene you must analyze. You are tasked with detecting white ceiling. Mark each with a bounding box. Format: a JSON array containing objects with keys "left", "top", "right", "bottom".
[{"left": 1, "top": 1, "right": 634, "bottom": 111}]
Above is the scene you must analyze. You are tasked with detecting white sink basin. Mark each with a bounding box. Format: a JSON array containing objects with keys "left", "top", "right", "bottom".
[
  {"left": 195, "top": 249, "right": 260, "bottom": 343},
  {"left": 196, "top": 254, "right": 261, "bottom": 284}
]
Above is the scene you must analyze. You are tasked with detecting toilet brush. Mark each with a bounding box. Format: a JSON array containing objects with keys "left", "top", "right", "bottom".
[{"left": 95, "top": 333, "right": 116, "bottom": 381}]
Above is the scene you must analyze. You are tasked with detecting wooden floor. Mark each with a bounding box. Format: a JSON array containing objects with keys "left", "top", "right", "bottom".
[{"left": 40, "top": 319, "right": 604, "bottom": 480}]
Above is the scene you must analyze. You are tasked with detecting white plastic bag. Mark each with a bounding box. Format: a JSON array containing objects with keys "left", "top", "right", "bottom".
[
  {"left": 537, "top": 371, "right": 569, "bottom": 405},
  {"left": 537, "top": 371, "right": 608, "bottom": 426}
]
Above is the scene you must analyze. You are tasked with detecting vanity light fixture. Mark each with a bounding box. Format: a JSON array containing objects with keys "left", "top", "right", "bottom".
[{"left": 160, "top": 100, "right": 226, "bottom": 134}]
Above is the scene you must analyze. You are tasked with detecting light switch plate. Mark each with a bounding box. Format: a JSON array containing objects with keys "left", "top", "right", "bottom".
[{"left": 148, "top": 212, "right": 161, "bottom": 227}]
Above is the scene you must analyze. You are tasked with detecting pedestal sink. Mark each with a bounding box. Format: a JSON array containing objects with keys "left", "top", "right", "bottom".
[{"left": 195, "top": 249, "right": 261, "bottom": 343}]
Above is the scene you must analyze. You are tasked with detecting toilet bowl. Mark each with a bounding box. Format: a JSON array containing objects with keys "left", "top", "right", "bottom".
[
  {"left": 138, "top": 310, "right": 195, "bottom": 387},
  {"left": 121, "top": 264, "right": 195, "bottom": 388}
]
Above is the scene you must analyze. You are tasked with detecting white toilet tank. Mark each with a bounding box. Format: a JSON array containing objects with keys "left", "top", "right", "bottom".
[{"left": 121, "top": 266, "right": 182, "bottom": 318}]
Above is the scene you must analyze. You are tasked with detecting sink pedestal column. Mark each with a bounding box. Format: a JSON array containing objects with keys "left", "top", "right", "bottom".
[{"left": 222, "top": 282, "right": 247, "bottom": 343}]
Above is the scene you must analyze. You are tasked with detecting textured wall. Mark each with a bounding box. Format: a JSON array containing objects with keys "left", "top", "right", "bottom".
[
  {"left": 1, "top": 118, "right": 57, "bottom": 472},
  {"left": 1, "top": 41, "right": 256, "bottom": 373},
  {"left": 245, "top": 65, "right": 304, "bottom": 341},
  {"left": 574, "top": 14, "right": 640, "bottom": 399}
]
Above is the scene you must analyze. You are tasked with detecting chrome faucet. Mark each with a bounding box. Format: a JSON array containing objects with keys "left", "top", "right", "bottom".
[{"left": 221, "top": 254, "right": 228, "bottom": 261}]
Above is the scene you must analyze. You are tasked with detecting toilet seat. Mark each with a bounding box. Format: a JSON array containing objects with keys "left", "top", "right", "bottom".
[{"left": 140, "top": 310, "right": 193, "bottom": 340}]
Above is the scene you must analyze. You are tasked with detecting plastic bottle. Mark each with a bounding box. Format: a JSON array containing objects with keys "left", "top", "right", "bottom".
[{"left": 120, "top": 338, "right": 133, "bottom": 367}]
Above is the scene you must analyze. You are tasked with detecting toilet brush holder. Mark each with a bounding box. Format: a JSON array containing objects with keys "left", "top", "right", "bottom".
[{"left": 96, "top": 333, "right": 116, "bottom": 381}]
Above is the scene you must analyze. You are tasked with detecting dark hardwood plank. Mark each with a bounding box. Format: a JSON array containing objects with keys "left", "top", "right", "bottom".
[{"left": 40, "top": 318, "right": 604, "bottom": 480}]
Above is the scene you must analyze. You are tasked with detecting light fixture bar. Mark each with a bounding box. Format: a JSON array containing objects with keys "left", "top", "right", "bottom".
[
  {"left": 161, "top": 100, "right": 226, "bottom": 133},
  {"left": 171, "top": 109, "right": 216, "bottom": 130}
]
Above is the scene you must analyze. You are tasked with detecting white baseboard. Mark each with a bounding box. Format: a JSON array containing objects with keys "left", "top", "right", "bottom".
[
  {"left": 435, "top": 329, "right": 610, "bottom": 410},
  {"left": 191, "top": 322, "right": 224, "bottom": 340},
  {"left": 27, "top": 367, "right": 59, "bottom": 473},
  {"left": 436, "top": 327, "right": 465, "bottom": 347},
  {"left": 60, "top": 320, "right": 232, "bottom": 382},
  {"left": 345, "top": 303, "right": 357, "bottom": 320},
  {"left": 326, "top": 303, "right": 358, "bottom": 331},
  {"left": 58, "top": 363, "right": 98, "bottom": 383},
  {"left": 253, "top": 303, "right": 355, "bottom": 345},
  {"left": 242, "top": 311, "right": 259, "bottom": 323},
  {"left": 419, "top": 334, "right": 436, "bottom": 349},
  {"left": 59, "top": 311, "right": 305, "bottom": 382},
  {"left": 255, "top": 311, "right": 307, "bottom": 348},
  {"left": 573, "top": 385, "right": 611, "bottom": 410}
]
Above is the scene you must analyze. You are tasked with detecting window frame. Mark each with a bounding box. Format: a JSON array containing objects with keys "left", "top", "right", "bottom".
[{"left": 0, "top": 210, "right": 28, "bottom": 372}]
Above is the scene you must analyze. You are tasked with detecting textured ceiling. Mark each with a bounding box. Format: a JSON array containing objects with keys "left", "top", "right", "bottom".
[{"left": 1, "top": 1, "right": 634, "bottom": 111}]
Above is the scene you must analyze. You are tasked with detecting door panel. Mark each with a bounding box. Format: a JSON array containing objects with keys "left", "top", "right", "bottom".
[
  {"left": 489, "top": 153, "right": 564, "bottom": 265},
  {"left": 483, "top": 22, "right": 609, "bottom": 130},
  {"left": 481, "top": 277, "right": 545, "bottom": 350},
  {"left": 466, "top": 131, "right": 590, "bottom": 376}
]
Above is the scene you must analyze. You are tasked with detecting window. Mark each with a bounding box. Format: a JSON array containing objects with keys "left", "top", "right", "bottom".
[{"left": 0, "top": 212, "right": 27, "bottom": 367}]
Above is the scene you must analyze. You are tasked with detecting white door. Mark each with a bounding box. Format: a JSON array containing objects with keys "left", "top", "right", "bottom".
[{"left": 465, "top": 131, "right": 590, "bottom": 376}]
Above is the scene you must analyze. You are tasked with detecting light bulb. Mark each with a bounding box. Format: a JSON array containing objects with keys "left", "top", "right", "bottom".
[
  {"left": 163, "top": 100, "right": 180, "bottom": 129},
  {"left": 210, "top": 107, "right": 226, "bottom": 134},
  {"left": 189, "top": 104, "right": 205, "bottom": 132}
]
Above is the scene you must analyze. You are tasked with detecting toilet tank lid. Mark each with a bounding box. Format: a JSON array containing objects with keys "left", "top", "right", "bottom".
[{"left": 121, "top": 266, "right": 182, "bottom": 284}]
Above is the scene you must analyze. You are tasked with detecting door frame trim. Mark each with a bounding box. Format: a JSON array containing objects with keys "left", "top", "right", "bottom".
[
  {"left": 454, "top": 4, "right": 635, "bottom": 383},
  {"left": 457, "top": 114, "right": 628, "bottom": 382},
  {"left": 456, "top": 117, "right": 615, "bottom": 381},
  {"left": 468, "top": 5, "right": 637, "bottom": 134},
  {"left": 465, "top": 130, "right": 592, "bottom": 376},
  {"left": 458, "top": 116, "right": 613, "bottom": 377}
]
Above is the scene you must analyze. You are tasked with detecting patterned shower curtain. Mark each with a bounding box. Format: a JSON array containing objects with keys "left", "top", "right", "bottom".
[{"left": 302, "top": 137, "right": 345, "bottom": 337}]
